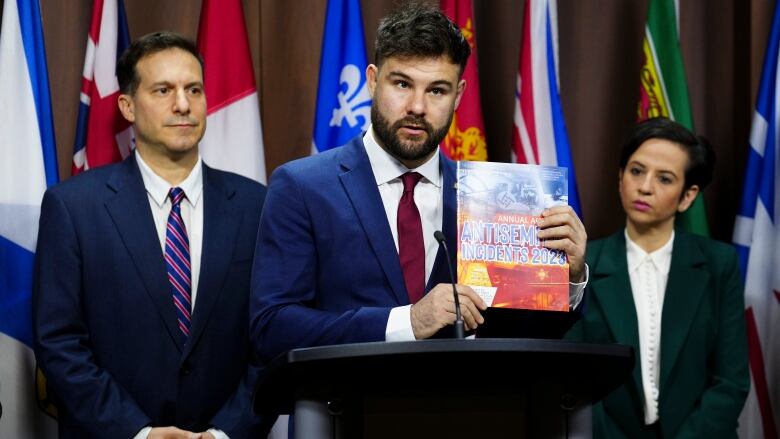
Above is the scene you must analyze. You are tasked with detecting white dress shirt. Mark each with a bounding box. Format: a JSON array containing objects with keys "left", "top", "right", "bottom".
[
  {"left": 361, "top": 128, "right": 587, "bottom": 341},
  {"left": 362, "top": 128, "right": 441, "bottom": 341},
  {"left": 134, "top": 151, "right": 228, "bottom": 439},
  {"left": 136, "top": 150, "right": 204, "bottom": 307},
  {"left": 626, "top": 229, "right": 674, "bottom": 425}
]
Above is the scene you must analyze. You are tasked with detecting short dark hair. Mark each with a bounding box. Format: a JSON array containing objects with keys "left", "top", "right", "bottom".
[
  {"left": 619, "top": 117, "right": 715, "bottom": 190},
  {"left": 117, "top": 31, "right": 203, "bottom": 95},
  {"left": 374, "top": 2, "right": 471, "bottom": 75}
]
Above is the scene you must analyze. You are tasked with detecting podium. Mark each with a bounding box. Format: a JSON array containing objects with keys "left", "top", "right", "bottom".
[{"left": 254, "top": 339, "right": 633, "bottom": 438}]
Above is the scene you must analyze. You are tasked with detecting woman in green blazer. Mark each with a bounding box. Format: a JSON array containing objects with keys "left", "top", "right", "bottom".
[{"left": 566, "top": 118, "right": 749, "bottom": 438}]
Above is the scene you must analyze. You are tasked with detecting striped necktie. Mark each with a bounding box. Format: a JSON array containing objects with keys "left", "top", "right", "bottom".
[{"left": 165, "top": 187, "right": 192, "bottom": 342}]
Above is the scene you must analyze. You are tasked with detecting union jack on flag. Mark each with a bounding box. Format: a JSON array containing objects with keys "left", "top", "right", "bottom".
[
  {"left": 71, "top": 0, "right": 131, "bottom": 175},
  {"left": 512, "top": 0, "right": 581, "bottom": 217}
]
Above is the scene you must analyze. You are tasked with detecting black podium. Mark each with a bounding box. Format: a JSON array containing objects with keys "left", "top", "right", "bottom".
[{"left": 254, "top": 339, "right": 633, "bottom": 438}]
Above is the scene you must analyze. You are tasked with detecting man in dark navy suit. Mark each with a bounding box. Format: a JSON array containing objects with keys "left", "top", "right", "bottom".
[
  {"left": 251, "top": 3, "right": 588, "bottom": 363},
  {"left": 34, "top": 32, "right": 272, "bottom": 439}
]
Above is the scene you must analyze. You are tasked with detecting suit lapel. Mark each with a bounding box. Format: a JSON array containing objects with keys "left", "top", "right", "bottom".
[
  {"left": 182, "top": 165, "right": 241, "bottom": 359},
  {"left": 590, "top": 233, "right": 644, "bottom": 401},
  {"left": 659, "top": 232, "right": 709, "bottom": 391},
  {"left": 427, "top": 156, "right": 457, "bottom": 290},
  {"left": 338, "top": 138, "right": 409, "bottom": 304},
  {"left": 104, "top": 155, "right": 185, "bottom": 352}
]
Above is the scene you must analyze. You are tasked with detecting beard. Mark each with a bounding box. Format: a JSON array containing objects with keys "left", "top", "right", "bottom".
[{"left": 371, "top": 101, "right": 452, "bottom": 164}]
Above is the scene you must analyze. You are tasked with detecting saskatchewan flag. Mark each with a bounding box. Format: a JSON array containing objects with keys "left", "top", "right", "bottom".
[{"left": 637, "top": 0, "right": 709, "bottom": 236}]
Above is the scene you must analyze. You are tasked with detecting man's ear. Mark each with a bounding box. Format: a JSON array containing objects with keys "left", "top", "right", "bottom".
[
  {"left": 677, "top": 184, "right": 700, "bottom": 213},
  {"left": 453, "top": 78, "right": 466, "bottom": 110},
  {"left": 366, "top": 64, "right": 378, "bottom": 98},
  {"left": 117, "top": 94, "right": 135, "bottom": 123}
]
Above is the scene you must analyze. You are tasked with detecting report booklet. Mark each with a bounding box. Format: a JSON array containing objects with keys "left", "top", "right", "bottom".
[{"left": 456, "top": 160, "right": 569, "bottom": 312}]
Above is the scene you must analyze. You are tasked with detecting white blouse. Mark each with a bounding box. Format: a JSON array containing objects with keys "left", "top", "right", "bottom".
[{"left": 625, "top": 230, "right": 674, "bottom": 425}]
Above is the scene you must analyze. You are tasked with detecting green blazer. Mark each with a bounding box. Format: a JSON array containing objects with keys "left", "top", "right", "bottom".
[{"left": 566, "top": 231, "right": 749, "bottom": 438}]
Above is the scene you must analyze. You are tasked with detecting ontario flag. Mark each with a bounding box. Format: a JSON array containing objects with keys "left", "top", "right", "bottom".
[
  {"left": 440, "top": 0, "right": 487, "bottom": 161},
  {"left": 0, "top": 0, "right": 58, "bottom": 436},
  {"left": 512, "top": 0, "right": 581, "bottom": 216},
  {"left": 197, "top": 0, "right": 266, "bottom": 184},
  {"left": 732, "top": 3, "right": 780, "bottom": 437},
  {"left": 636, "top": 0, "right": 708, "bottom": 236},
  {"left": 71, "top": 0, "right": 131, "bottom": 174}
]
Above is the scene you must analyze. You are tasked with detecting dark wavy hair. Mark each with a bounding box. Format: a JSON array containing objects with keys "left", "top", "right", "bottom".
[
  {"left": 117, "top": 31, "right": 203, "bottom": 95},
  {"left": 374, "top": 1, "right": 471, "bottom": 75},
  {"left": 619, "top": 117, "right": 715, "bottom": 190}
]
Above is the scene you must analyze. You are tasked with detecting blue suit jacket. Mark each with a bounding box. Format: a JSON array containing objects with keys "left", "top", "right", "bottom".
[
  {"left": 250, "top": 136, "right": 458, "bottom": 362},
  {"left": 33, "top": 154, "right": 273, "bottom": 438}
]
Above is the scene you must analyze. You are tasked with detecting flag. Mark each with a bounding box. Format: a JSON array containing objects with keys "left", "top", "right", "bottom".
[
  {"left": 440, "top": 0, "right": 487, "bottom": 161},
  {"left": 513, "top": 0, "right": 582, "bottom": 216},
  {"left": 732, "top": 3, "right": 780, "bottom": 437},
  {"left": 636, "top": 0, "right": 708, "bottom": 235},
  {"left": 71, "top": 0, "right": 132, "bottom": 174},
  {"left": 312, "top": 0, "right": 371, "bottom": 153},
  {"left": 197, "top": 0, "right": 266, "bottom": 184},
  {"left": 0, "top": 0, "right": 59, "bottom": 436}
]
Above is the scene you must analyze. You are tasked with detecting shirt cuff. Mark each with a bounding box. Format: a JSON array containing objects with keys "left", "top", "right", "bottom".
[
  {"left": 385, "top": 305, "right": 416, "bottom": 341},
  {"left": 208, "top": 428, "right": 229, "bottom": 439},
  {"left": 133, "top": 427, "right": 151, "bottom": 439},
  {"left": 568, "top": 263, "right": 589, "bottom": 310}
]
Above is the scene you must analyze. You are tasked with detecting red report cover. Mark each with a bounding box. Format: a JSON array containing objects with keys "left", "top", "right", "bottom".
[{"left": 457, "top": 161, "right": 569, "bottom": 311}]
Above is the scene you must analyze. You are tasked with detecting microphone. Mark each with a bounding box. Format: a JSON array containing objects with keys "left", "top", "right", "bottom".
[{"left": 434, "top": 230, "right": 464, "bottom": 339}]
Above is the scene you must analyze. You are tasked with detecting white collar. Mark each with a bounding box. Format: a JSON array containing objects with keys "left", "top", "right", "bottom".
[
  {"left": 135, "top": 149, "right": 203, "bottom": 207},
  {"left": 362, "top": 125, "right": 442, "bottom": 187},
  {"left": 625, "top": 229, "right": 675, "bottom": 273}
]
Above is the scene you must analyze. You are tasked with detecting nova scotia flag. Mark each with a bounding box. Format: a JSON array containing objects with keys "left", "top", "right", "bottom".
[
  {"left": 0, "top": 0, "right": 59, "bottom": 436},
  {"left": 312, "top": 0, "right": 371, "bottom": 153}
]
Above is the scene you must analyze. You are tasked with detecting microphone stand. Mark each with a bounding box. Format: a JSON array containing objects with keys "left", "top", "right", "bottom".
[{"left": 434, "top": 231, "right": 464, "bottom": 339}]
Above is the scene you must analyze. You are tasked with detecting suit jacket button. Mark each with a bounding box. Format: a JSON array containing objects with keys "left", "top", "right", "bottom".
[{"left": 180, "top": 364, "right": 191, "bottom": 376}]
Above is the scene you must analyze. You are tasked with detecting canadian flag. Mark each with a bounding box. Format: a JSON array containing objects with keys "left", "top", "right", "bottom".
[{"left": 197, "top": 0, "right": 266, "bottom": 184}]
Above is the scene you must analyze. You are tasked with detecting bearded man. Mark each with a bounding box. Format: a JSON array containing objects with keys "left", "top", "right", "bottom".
[{"left": 250, "top": 2, "right": 587, "bottom": 358}]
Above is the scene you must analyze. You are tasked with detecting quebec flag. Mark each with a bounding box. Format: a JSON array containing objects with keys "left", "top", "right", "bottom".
[
  {"left": 732, "top": 3, "right": 780, "bottom": 437},
  {"left": 312, "top": 0, "right": 371, "bottom": 153},
  {"left": 0, "top": 0, "right": 59, "bottom": 436}
]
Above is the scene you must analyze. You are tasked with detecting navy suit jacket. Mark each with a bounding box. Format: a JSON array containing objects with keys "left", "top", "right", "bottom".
[
  {"left": 33, "top": 154, "right": 273, "bottom": 438},
  {"left": 250, "top": 136, "right": 457, "bottom": 362}
]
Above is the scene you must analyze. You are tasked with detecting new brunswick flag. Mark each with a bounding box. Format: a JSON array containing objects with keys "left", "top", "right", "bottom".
[
  {"left": 637, "top": 0, "right": 709, "bottom": 236},
  {"left": 440, "top": 0, "right": 487, "bottom": 161}
]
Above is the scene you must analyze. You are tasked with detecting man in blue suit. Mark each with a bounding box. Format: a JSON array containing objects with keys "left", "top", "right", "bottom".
[
  {"left": 251, "top": 3, "right": 588, "bottom": 363},
  {"left": 33, "top": 33, "right": 272, "bottom": 439}
]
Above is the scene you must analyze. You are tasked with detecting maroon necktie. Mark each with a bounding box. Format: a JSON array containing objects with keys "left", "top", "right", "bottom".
[{"left": 398, "top": 172, "right": 425, "bottom": 303}]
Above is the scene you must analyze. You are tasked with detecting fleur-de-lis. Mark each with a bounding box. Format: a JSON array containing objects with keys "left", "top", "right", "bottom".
[{"left": 330, "top": 64, "right": 371, "bottom": 130}]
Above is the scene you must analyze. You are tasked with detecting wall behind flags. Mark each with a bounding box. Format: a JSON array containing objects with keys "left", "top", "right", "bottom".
[{"left": 6, "top": 0, "right": 774, "bottom": 241}]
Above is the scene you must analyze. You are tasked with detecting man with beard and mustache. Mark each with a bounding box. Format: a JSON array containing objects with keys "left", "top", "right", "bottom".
[{"left": 250, "top": 2, "right": 587, "bottom": 360}]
